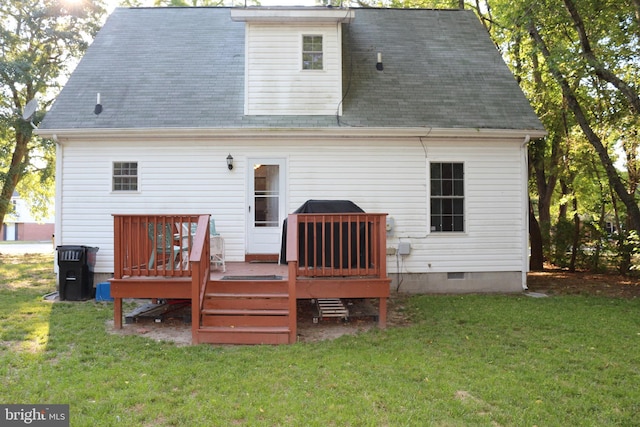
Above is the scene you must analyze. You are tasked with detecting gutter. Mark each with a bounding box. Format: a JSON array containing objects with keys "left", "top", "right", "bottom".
[
  {"left": 36, "top": 126, "right": 548, "bottom": 142},
  {"left": 521, "top": 134, "right": 531, "bottom": 290},
  {"left": 53, "top": 133, "right": 63, "bottom": 266}
]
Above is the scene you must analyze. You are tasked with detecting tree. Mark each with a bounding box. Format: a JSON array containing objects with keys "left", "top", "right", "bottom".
[
  {"left": 154, "top": 0, "right": 224, "bottom": 6},
  {"left": 152, "top": 0, "right": 260, "bottom": 6},
  {"left": 354, "top": 0, "right": 463, "bottom": 7},
  {"left": 476, "top": 0, "right": 640, "bottom": 272},
  {"left": 526, "top": 11, "right": 640, "bottom": 234},
  {"left": 0, "top": 0, "right": 105, "bottom": 229}
]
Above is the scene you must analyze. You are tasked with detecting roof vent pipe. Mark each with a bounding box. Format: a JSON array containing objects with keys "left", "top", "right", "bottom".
[{"left": 94, "top": 93, "right": 102, "bottom": 115}]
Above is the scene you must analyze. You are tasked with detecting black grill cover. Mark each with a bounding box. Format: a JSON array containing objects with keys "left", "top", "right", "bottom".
[{"left": 279, "top": 200, "right": 367, "bottom": 265}]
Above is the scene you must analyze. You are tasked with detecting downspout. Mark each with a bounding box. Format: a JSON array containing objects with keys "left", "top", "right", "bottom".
[
  {"left": 53, "top": 134, "right": 62, "bottom": 271},
  {"left": 521, "top": 134, "right": 531, "bottom": 290}
]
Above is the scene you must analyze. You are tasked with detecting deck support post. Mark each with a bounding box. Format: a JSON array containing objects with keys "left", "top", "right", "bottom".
[
  {"left": 114, "top": 297, "right": 123, "bottom": 329},
  {"left": 288, "top": 261, "right": 298, "bottom": 343}
]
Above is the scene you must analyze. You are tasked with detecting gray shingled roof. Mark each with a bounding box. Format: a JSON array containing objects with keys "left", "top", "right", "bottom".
[{"left": 39, "top": 7, "right": 544, "bottom": 131}]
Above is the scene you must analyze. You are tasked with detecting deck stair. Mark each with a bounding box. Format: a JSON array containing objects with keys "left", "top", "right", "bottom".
[{"left": 198, "top": 278, "right": 292, "bottom": 344}]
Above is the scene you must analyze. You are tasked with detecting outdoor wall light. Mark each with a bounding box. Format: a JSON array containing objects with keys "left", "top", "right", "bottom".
[
  {"left": 226, "top": 154, "right": 234, "bottom": 170},
  {"left": 376, "top": 52, "right": 383, "bottom": 71}
]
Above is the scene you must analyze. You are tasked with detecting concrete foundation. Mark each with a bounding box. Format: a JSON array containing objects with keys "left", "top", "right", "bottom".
[
  {"left": 94, "top": 272, "right": 114, "bottom": 287},
  {"left": 390, "top": 271, "right": 524, "bottom": 294},
  {"left": 92, "top": 271, "right": 524, "bottom": 295}
]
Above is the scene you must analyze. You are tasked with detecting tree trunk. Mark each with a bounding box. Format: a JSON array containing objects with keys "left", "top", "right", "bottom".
[
  {"left": 528, "top": 21, "right": 640, "bottom": 233},
  {"left": 528, "top": 50, "right": 561, "bottom": 258},
  {"left": 531, "top": 138, "right": 559, "bottom": 257},
  {"left": 558, "top": 181, "right": 569, "bottom": 220},
  {"left": 529, "top": 199, "right": 544, "bottom": 270},
  {"left": 0, "top": 130, "right": 29, "bottom": 229},
  {"left": 569, "top": 196, "right": 580, "bottom": 272}
]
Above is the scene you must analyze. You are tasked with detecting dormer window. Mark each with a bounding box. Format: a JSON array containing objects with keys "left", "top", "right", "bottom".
[
  {"left": 231, "top": 8, "right": 354, "bottom": 115},
  {"left": 302, "top": 35, "right": 323, "bottom": 70}
]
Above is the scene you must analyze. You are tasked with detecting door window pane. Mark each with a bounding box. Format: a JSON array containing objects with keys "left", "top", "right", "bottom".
[{"left": 254, "top": 164, "right": 279, "bottom": 227}]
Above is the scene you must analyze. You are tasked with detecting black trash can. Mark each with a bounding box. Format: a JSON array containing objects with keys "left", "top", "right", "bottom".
[{"left": 56, "top": 246, "right": 99, "bottom": 301}]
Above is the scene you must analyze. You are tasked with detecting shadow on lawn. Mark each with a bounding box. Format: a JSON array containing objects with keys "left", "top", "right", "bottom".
[{"left": 527, "top": 269, "right": 640, "bottom": 298}]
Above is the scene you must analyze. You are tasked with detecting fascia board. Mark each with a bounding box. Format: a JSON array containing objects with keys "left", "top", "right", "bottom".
[
  {"left": 230, "top": 8, "right": 355, "bottom": 24},
  {"left": 37, "top": 127, "right": 547, "bottom": 142}
]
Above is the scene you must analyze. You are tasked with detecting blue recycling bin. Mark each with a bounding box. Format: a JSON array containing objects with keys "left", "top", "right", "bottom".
[{"left": 95, "top": 282, "right": 113, "bottom": 302}]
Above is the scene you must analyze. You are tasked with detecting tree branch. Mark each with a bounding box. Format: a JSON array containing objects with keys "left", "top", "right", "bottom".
[
  {"left": 563, "top": 0, "right": 640, "bottom": 115},
  {"left": 527, "top": 18, "right": 640, "bottom": 232}
]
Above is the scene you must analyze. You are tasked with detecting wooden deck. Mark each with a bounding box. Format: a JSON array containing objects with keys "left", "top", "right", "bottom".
[
  {"left": 110, "top": 213, "right": 391, "bottom": 345},
  {"left": 210, "top": 261, "right": 288, "bottom": 280}
]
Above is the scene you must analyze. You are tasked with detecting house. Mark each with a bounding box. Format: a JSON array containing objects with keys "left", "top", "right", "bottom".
[
  {"left": 1, "top": 191, "right": 54, "bottom": 242},
  {"left": 37, "top": 6, "right": 545, "bottom": 297}
]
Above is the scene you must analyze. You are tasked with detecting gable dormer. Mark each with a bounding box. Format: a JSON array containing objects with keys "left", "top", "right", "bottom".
[{"left": 231, "top": 8, "right": 354, "bottom": 116}]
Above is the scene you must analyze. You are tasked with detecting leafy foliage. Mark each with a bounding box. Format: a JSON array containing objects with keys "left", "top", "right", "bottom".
[
  {"left": 477, "top": 0, "right": 640, "bottom": 272},
  {"left": 0, "top": 0, "right": 106, "bottom": 224}
]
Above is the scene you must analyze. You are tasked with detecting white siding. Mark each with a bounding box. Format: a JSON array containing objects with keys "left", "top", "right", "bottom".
[
  {"left": 57, "top": 136, "right": 527, "bottom": 276},
  {"left": 411, "top": 141, "right": 527, "bottom": 273},
  {"left": 245, "top": 23, "right": 342, "bottom": 115}
]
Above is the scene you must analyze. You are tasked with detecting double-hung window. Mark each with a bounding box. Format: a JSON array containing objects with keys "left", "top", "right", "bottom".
[
  {"left": 302, "top": 35, "right": 323, "bottom": 70},
  {"left": 112, "top": 162, "right": 138, "bottom": 191},
  {"left": 430, "top": 162, "right": 464, "bottom": 232}
]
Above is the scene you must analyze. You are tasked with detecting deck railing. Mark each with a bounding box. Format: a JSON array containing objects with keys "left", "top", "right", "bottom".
[
  {"left": 112, "top": 214, "right": 208, "bottom": 279},
  {"left": 286, "top": 213, "right": 388, "bottom": 278},
  {"left": 188, "top": 215, "right": 210, "bottom": 344}
]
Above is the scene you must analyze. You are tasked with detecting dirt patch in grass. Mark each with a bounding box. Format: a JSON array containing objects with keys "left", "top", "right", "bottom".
[
  {"left": 295, "top": 296, "right": 411, "bottom": 343},
  {"left": 106, "top": 318, "right": 194, "bottom": 346},
  {"left": 105, "top": 270, "right": 640, "bottom": 345},
  {"left": 106, "top": 296, "right": 411, "bottom": 346},
  {"left": 527, "top": 268, "right": 640, "bottom": 299}
]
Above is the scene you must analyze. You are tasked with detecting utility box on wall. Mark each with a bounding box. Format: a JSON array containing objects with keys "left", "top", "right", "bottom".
[{"left": 398, "top": 242, "right": 411, "bottom": 256}]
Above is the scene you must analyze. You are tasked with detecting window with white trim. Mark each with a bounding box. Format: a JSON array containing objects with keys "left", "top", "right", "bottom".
[
  {"left": 112, "top": 162, "right": 138, "bottom": 191},
  {"left": 430, "top": 162, "right": 464, "bottom": 232},
  {"left": 302, "top": 35, "right": 323, "bottom": 70}
]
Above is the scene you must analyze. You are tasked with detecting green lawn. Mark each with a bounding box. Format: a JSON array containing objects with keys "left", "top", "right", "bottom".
[{"left": 1, "top": 253, "right": 639, "bottom": 426}]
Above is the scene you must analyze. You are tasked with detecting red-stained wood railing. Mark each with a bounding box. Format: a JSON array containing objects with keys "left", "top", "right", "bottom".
[
  {"left": 286, "top": 213, "right": 390, "bottom": 330},
  {"left": 286, "top": 215, "right": 299, "bottom": 343},
  {"left": 113, "top": 214, "right": 205, "bottom": 279},
  {"left": 286, "top": 213, "right": 388, "bottom": 278},
  {"left": 111, "top": 214, "right": 210, "bottom": 335},
  {"left": 188, "top": 215, "right": 210, "bottom": 344}
]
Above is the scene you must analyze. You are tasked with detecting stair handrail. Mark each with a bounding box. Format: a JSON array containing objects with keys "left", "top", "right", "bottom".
[
  {"left": 189, "top": 215, "right": 211, "bottom": 344},
  {"left": 286, "top": 214, "right": 299, "bottom": 343}
]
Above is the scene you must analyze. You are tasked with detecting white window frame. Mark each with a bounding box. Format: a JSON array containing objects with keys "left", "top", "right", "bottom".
[
  {"left": 112, "top": 161, "right": 138, "bottom": 192},
  {"left": 302, "top": 34, "right": 323, "bottom": 71},
  {"left": 430, "top": 162, "right": 465, "bottom": 232}
]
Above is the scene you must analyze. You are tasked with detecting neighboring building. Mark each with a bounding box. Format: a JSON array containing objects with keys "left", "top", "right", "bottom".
[
  {"left": 1, "top": 192, "right": 54, "bottom": 241},
  {"left": 36, "top": 7, "right": 546, "bottom": 292}
]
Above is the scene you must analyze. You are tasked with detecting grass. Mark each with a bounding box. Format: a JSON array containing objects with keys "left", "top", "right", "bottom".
[{"left": 1, "top": 253, "right": 640, "bottom": 426}]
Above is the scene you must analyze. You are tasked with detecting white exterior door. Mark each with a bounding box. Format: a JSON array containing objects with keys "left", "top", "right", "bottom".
[
  {"left": 246, "top": 158, "right": 286, "bottom": 254},
  {"left": 4, "top": 223, "right": 16, "bottom": 241}
]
